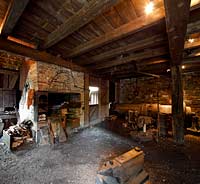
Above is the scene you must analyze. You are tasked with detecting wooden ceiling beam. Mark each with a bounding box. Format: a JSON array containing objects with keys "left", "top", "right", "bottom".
[
  {"left": 90, "top": 47, "right": 168, "bottom": 70},
  {"left": 0, "top": 37, "right": 87, "bottom": 73},
  {"left": 185, "top": 39, "right": 200, "bottom": 49},
  {"left": 42, "top": 0, "right": 121, "bottom": 49},
  {"left": 66, "top": 8, "right": 165, "bottom": 58},
  {"left": 98, "top": 55, "right": 200, "bottom": 76},
  {"left": 0, "top": 0, "right": 30, "bottom": 36},
  {"left": 66, "top": 5, "right": 200, "bottom": 59},
  {"left": 187, "top": 20, "right": 200, "bottom": 34},
  {"left": 77, "top": 34, "right": 167, "bottom": 65},
  {"left": 183, "top": 55, "right": 200, "bottom": 64},
  {"left": 164, "top": 0, "right": 191, "bottom": 65}
]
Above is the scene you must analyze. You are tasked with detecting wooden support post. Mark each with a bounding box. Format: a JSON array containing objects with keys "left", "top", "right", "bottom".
[
  {"left": 171, "top": 65, "right": 184, "bottom": 144},
  {"left": 84, "top": 73, "right": 90, "bottom": 125},
  {"left": 164, "top": 0, "right": 190, "bottom": 143},
  {"left": 115, "top": 81, "right": 120, "bottom": 103}
]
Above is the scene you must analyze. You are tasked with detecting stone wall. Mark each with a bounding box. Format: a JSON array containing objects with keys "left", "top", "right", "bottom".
[
  {"left": 119, "top": 74, "right": 200, "bottom": 116},
  {"left": 183, "top": 73, "right": 200, "bottom": 116},
  {"left": 37, "top": 62, "right": 84, "bottom": 93},
  {"left": 19, "top": 60, "right": 85, "bottom": 133},
  {"left": 120, "top": 77, "right": 171, "bottom": 105},
  {"left": 37, "top": 61, "right": 85, "bottom": 125}
]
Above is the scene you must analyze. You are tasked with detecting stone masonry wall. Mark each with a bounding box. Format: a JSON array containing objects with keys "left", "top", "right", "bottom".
[
  {"left": 19, "top": 60, "right": 85, "bottom": 131},
  {"left": 183, "top": 73, "right": 200, "bottom": 116},
  {"left": 119, "top": 74, "right": 200, "bottom": 116},
  {"left": 37, "top": 61, "right": 85, "bottom": 126},
  {"left": 37, "top": 61, "right": 84, "bottom": 93},
  {"left": 120, "top": 77, "right": 171, "bottom": 105}
]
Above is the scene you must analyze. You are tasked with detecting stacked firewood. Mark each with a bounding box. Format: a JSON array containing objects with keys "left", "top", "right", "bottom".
[{"left": 2, "top": 120, "right": 33, "bottom": 149}]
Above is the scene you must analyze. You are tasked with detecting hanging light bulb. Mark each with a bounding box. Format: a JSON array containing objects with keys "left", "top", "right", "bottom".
[{"left": 145, "top": 1, "right": 154, "bottom": 15}]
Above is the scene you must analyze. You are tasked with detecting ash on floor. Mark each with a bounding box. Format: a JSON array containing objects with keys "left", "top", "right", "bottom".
[
  {"left": 0, "top": 127, "right": 200, "bottom": 184},
  {"left": 0, "top": 127, "right": 136, "bottom": 184}
]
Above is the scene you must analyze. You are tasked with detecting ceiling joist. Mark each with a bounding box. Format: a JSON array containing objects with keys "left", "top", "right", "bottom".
[
  {"left": 66, "top": 8, "right": 165, "bottom": 58},
  {"left": 90, "top": 47, "right": 168, "bottom": 70},
  {"left": 42, "top": 0, "right": 121, "bottom": 49},
  {"left": 0, "top": 0, "right": 30, "bottom": 36},
  {"left": 77, "top": 34, "right": 167, "bottom": 65}
]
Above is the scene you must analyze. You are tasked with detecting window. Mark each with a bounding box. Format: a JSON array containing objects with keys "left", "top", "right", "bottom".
[{"left": 89, "top": 86, "right": 99, "bottom": 105}]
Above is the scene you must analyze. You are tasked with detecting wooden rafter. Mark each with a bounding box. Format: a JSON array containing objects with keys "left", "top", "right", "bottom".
[
  {"left": 66, "top": 8, "right": 165, "bottom": 57},
  {"left": 76, "top": 34, "right": 167, "bottom": 65},
  {"left": 65, "top": 5, "right": 200, "bottom": 60},
  {"left": 0, "top": 37, "right": 87, "bottom": 73},
  {"left": 185, "top": 39, "right": 200, "bottom": 49},
  {"left": 90, "top": 47, "right": 168, "bottom": 70},
  {"left": 42, "top": 0, "right": 121, "bottom": 49},
  {"left": 0, "top": 0, "right": 30, "bottom": 36}
]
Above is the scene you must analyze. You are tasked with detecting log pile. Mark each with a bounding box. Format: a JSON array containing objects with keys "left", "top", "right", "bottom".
[
  {"left": 2, "top": 120, "right": 33, "bottom": 150},
  {"left": 96, "top": 147, "right": 150, "bottom": 184}
]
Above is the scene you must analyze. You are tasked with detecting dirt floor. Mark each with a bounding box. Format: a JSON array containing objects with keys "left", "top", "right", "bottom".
[{"left": 0, "top": 127, "right": 200, "bottom": 184}]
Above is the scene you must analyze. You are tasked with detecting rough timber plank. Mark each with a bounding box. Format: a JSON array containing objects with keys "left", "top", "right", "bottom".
[
  {"left": 0, "top": 0, "right": 30, "bottom": 35},
  {"left": 91, "top": 47, "right": 168, "bottom": 69},
  {"left": 66, "top": 8, "right": 165, "bottom": 57},
  {"left": 42, "top": 0, "right": 121, "bottom": 49}
]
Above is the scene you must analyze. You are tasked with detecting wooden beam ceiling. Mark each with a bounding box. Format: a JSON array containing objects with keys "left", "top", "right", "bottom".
[
  {"left": 90, "top": 47, "right": 168, "bottom": 70},
  {"left": 0, "top": 0, "right": 30, "bottom": 36},
  {"left": 76, "top": 34, "right": 167, "bottom": 65},
  {"left": 66, "top": 8, "right": 165, "bottom": 58},
  {"left": 97, "top": 54, "right": 200, "bottom": 77},
  {"left": 164, "top": 0, "right": 191, "bottom": 65},
  {"left": 185, "top": 38, "right": 200, "bottom": 49},
  {"left": 0, "top": 37, "right": 87, "bottom": 72},
  {"left": 187, "top": 5, "right": 200, "bottom": 34},
  {"left": 187, "top": 19, "right": 200, "bottom": 34},
  {"left": 183, "top": 55, "right": 200, "bottom": 64},
  {"left": 41, "top": 0, "right": 121, "bottom": 49}
]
